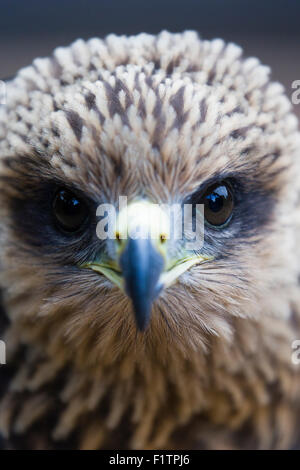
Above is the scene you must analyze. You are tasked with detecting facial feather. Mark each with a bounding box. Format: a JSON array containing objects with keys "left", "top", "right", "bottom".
[{"left": 0, "top": 31, "right": 300, "bottom": 449}]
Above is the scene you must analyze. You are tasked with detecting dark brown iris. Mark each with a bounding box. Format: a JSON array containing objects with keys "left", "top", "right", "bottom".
[
  {"left": 53, "top": 189, "right": 89, "bottom": 232},
  {"left": 202, "top": 182, "right": 234, "bottom": 227}
]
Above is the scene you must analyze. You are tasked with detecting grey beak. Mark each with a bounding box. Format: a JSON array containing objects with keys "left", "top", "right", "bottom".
[{"left": 119, "top": 237, "right": 165, "bottom": 331}]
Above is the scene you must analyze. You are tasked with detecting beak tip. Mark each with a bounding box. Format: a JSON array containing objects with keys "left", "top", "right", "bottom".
[
  {"left": 136, "top": 319, "right": 150, "bottom": 332},
  {"left": 132, "top": 300, "right": 152, "bottom": 332},
  {"left": 120, "top": 237, "right": 165, "bottom": 332}
]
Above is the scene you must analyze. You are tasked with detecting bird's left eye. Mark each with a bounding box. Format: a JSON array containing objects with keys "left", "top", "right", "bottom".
[
  {"left": 52, "top": 189, "right": 89, "bottom": 233},
  {"left": 201, "top": 181, "right": 234, "bottom": 227}
]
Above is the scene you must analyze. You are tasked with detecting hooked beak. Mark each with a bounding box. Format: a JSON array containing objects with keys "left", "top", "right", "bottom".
[
  {"left": 81, "top": 201, "right": 211, "bottom": 331},
  {"left": 119, "top": 237, "right": 164, "bottom": 330}
]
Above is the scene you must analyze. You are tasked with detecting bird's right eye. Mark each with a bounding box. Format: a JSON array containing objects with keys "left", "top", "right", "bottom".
[{"left": 52, "top": 189, "right": 89, "bottom": 233}]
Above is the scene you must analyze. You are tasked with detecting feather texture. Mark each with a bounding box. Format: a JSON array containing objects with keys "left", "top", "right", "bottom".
[{"left": 0, "top": 31, "right": 300, "bottom": 449}]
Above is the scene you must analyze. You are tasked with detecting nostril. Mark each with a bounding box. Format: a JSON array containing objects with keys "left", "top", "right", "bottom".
[
  {"left": 160, "top": 233, "right": 167, "bottom": 244},
  {"left": 115, "top": 231, "right": 122, "bottom": 243}
]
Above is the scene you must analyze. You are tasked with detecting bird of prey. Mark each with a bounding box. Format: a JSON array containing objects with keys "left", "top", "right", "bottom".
[{"left": 0, "top": 31, "right": 300, "bottom": 450}]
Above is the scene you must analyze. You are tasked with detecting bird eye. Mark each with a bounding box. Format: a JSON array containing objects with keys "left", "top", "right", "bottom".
[
  {"left": 202, "top": 181, "right": 234, "bottom": 227},
  {"left": 53, "top": 189, "right": 89, "bottom": 233}
]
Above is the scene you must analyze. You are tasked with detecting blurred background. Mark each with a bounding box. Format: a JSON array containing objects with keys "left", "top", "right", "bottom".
[{"left": 0, "top": 0, "right": 300, "bottom": 118}]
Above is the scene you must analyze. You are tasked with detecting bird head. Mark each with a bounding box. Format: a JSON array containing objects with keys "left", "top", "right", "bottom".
[{"left": 0, "top": 31, "right": 299, "bottom": 364}]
